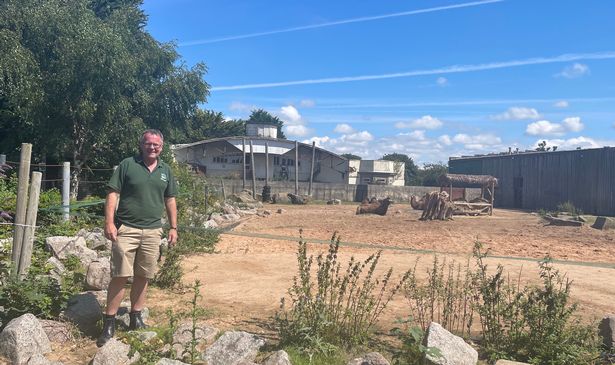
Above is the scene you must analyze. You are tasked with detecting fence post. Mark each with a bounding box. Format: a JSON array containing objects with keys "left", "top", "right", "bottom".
[
  {"left": 11, "top": 143, "right": 32, "bottom": 275},
  {"left": 18, "top": 171, "right": 42, "bottom": 279},
  {"left": 295, "top": 141, "right": 299, "bottom": 194},
  {"left": 242, "top": 138, "right": 246, "bottom": 190},
  {"left": 62, "top": 162, "right": 70, "bottom": 221},
  {"left": 220, "top": 178, "right": 226, "bottom": 201},
  {"left": 265, "top": 143, "right": 269, "bottom": 185},
  {"left": 204, "top": 185, "right": 209, "bottom": 215},
  {"left": 309, "top": 141, "right": 315, "bottom": 196},
  {"left": 250, "top": 140, "right": 256, "bottom": 199},
  {"left": 0, "top": 154, "right": 6, "bottom": 165}
]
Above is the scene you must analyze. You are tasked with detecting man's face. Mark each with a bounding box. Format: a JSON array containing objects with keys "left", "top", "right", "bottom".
[{"left": 140, "top": 133, "right": 163, "bottom": 160}]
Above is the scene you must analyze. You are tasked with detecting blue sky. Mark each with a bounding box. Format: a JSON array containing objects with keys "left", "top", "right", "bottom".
[{"left": 142, "top": 0, "right": 615, "bottom": 164}]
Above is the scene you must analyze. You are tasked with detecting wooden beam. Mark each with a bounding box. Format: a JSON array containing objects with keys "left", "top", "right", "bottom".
[
  {"left": 250, "top": 140, "right": 256, "bottom": 199},
  {"left": 242, "top": 138, "right": 246, "bottom": 189},
  {"left": 18, "top": 171, "right": 42, "bottom": 279},
  {"left": 11, "top": 143, "right": 32, "bottom": 275},
  {"left": 309, "top": 141, "right": 315, "bottom": 196},
  {"left": 295, "top": 140, "right": 299, "bottom": 194}
]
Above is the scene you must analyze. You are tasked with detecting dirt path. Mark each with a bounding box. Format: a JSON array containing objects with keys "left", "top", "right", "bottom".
[{"left": 148, "top": 205, "right": 615, "bottom": 336}]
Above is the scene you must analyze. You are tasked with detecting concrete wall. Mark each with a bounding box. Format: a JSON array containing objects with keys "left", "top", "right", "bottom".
[{"left": 213, "top": 179, "right": 481, "bottom": 203}]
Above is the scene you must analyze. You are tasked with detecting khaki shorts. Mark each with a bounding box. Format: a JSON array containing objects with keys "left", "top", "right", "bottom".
[{"left": 110, "top": 225, "right": 163, "bottom": 279}]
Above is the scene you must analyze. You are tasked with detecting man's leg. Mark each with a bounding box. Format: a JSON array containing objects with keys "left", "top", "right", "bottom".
[
  {"left": 105, "top": 276, "right": 129, "bottom": 315},
  {"left": 130, "top": 275, "right": 149, "bottom": 312}
]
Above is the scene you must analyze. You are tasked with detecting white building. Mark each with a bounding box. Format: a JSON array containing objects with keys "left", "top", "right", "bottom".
[{"left": 171, "top": 123, "right": 404, "bottom": 185}]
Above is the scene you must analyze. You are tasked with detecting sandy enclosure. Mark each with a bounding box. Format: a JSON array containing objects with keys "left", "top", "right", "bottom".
[{"left": 158, "top": 204, "right": 615, "bottom": 334}]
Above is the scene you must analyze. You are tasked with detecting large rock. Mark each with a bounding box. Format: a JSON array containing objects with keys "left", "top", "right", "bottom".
[
  {"left": 38, "top": 319, "right": 75, "bottom": 343},
  {"left": 599, "top": 315, "right": 615, "bottom": 349},
  {"left": 494, "top": 361, "right": 529, "bottom": 365},
  {"left": 172, "top": 321, "right": 219, "bottom": 358},
  {"left": 202, "top": 331, "right": 265, "bottom": 365},
  {"left": 592, "top": 217, "right": 615, "bottom": 231},
  {"left": 423, "top": 322, "right": 477, "bottom": 365},
  {"left": 47, "top": 236, "right": 98, "bottom": 267},
  {"left": 262, "top": 350, "right": 291, "bottom": 365},
  {"left": 46, "top": 257, "right": 66, "bottom": 283},
  {"left": 26, "top": 353, "right": 63, "bottom": 365},
  {"left": 204, "top": 220, "right": 219, "bottom": 229},
  {"left": 156, "top": 359, "right": 189, "bottom": 365},
  {"left": 78, "top": 228, "right": 111, "bottom": 250},
  {"left": 347, "top": 352, "right": 390, "bottom": 365},
  {"left": 62, "top": 292, "right": 102, "bottom": 336},
  {"left": 86, "top": 258, "right": 111, "bottom": 290},
  {"left": 0, "top": 313, "right": 51, "bottom": 365},
  {"left": 91, "top": 338, "right": 140, "bottom": 365}
]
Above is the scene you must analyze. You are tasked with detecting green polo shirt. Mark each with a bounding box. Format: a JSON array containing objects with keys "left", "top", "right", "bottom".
[{"left": 107, "top": 156, "right": 178, "bottom": 229}]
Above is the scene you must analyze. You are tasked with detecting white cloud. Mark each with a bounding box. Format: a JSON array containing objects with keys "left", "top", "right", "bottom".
[
  {"left": 525, "top": 116, "right": 584, "bottom": 136},
  {"left": 334, "top": 123, "right": 355, "bottom": 134},
  {"left": 491, "top": 107, "right": 540, "bottom": 120},
  {"left": 285, "top": 125, "right": 311, "bottom": 137},
  {"left": 555, "top": 63, "right": 590, "bottom": 78},
  {"left": 395, "top": 115, "right": 443, "bottom": 129},
  {"left": 229, "top": 101, "right": 255, "bottom": 113},
  {"left": 299, "top": 99, "right": 316, "bottom": 108},
  {"left": 534, "top": 136, "right": 615, "bottom": 150},
  {"left": 342, "top": 131, "right": 374, "bottom": 143},
  {"left": 553, "top": 100, "right": 569, "bottom": 108},
  {"left": 304, "top": 136, "right": 332, "bottom": 147},
  {"left": 452, "top": 133, "right": 502, "bottom": 149},
  {"left": 438, "top": 135, "right": 453, "bottom": 145},
  {"left": 398, "top": 130, "right": 426, "bottom": 140},
  {"left": 436, "top": 77, "right": 448, "bottom": 86},
  {"left": 279, "top": 105, "right": 302, "bottom": 125}
]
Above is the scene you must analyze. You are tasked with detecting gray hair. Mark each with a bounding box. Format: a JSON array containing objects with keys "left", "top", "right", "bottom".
[{"left": 140, "top": 129, "right": 164, "bottom": 144}]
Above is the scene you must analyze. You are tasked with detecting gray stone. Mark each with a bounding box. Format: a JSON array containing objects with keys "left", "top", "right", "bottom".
[
  {"left": 494, "top": 361, "right": 529, "bottom": 365},
  {"left": 222, "top": 213, "right": 241, "bottom": 221},
  {"left": 0, "top": 313, "right": 51, "bottom": 365},
  {"left": 599, "top": 315, "right": 615, "bottom": 349},
  {"left": 48, "top": 236, "right": 98, "bottom": 267},
  {"left": 223, "top": 205, "right": 236, "bottom": 215},
  {"left": 91, "top": 290, "right": 108, "bottom": 308},
  {"left": 78, "top": 228, "right": 111, "bottom": 251},
  {"left": 62, "top": 292, "right": 102, "bottom": 336},
  {"left": 592, "top": 216, "right": 615, "bottom": 230},
  {"left": 204, "top": 220, "right": 219, "bottom": 229},
  {"left": 347, "top": 352, "right": 390, "bottom": 365},
  {"left": 172, "top": 321, "right": 219, "bottom": 358},
  {"left": 202, "top": 331, "right": 265, "bottom": 365},
  {"left": 45, "top": 236, "right": 73, "bottom": 255},
  {"left": 423, "top": 322, "right": 477, "bottom": 365},
  {"left": 86, "top": 258, "right": 111, "bottom": 290},
  {"left": 91, "top": 338, "right": 140, "bottom": 365},
  {"left": 156, "top": 359, "right": 189, "bottom": 365},
  {"left": 46, "top": 257, "right": 66, "bottom": 283},
  {"left": 116, "top": 306, "right": 149, "bottom": 329},
  {"left": 276, "top": 209, "right": 285, "bottom": 214},
  {"left": 26, "top": 353, "right": 63, "bottom": 365},
  {"left": 134, "top": 331, "right": 157, "bottom": 342},
  {"left": 38, "top": 319, "right": 75, "bottom": 343},
  {"left": 263, "top": 350, "right": 292, "bottom": 365}
]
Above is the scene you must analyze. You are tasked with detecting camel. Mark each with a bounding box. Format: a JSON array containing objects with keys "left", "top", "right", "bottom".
[
  {"left": 410, "top": 193, "right": 428, "bottom": 210},
  {"left": 356, "top": 197, "right": 393, "bottom": 216}
]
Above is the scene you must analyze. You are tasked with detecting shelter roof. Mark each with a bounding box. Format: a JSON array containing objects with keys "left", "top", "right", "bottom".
[{"left": 438, "top": 173, "right": 498, "bottom": 187}]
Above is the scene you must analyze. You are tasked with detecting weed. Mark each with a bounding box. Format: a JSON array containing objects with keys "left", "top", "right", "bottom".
[
  {"left": 556, "top": 201, "right": 582, "bottom": 217},
  {"left": 390, "top": 317, "right": 442, "bottom": 365},
  {"left": 276, "top": 231, "right": 409, "bottom": 355},
  {"left": 152, "top": 247, "right": 183, "bottom": 289}
]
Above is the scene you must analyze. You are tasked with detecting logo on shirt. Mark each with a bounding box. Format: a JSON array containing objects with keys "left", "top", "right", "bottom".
[{"left": 161, "top": 173, "right": 168, "bottom": 182}]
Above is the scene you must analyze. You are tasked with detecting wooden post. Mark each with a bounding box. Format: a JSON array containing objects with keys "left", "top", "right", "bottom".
[
  {"left": 62, "top": 162, "right": 70, "bottom": 221},
  {"left": 489, "top": 181, "right": 495, "bottom": 216},
  {"left": 242, "top": 138, "right": 246, "bottom": 189},
  {"left": 449, "top": 183, "right": 453, "bottom": 202},
  {"left": 220, "top": 178, "right": 226, "bottom": 201},
  {"left": 294, "top": 141, "right": 299, "bottom": 194},
  {"left": 18, "top": 171, "right": 42, "bottom": 279},
  {"left": 309, "top": 141, "right": 315, "bottom": 196},
  {"left": 204, "top": 185, "right": 209, "bottom": 215},
  {"left": 0, "top": 154, "right": 6, "bottom": 165},
  {"left": 265, "top": 143, "right": 269, "bottom": 185},
  {"left": 11, "top": 143, "right": 32, "bottom": 273},
  {"left": 250, "top": 140, "right": 256, "bottom": 199}
]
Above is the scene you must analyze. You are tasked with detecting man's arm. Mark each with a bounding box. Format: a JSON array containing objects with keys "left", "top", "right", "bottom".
[
  {"left": 104, "top": 191, "right": 119, "bottom": 241},
  {"left": 165, "top": 197, "right": 178, "bottom": 246}
]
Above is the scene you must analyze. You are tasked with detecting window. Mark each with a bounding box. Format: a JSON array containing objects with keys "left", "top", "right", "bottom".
[
  {"left": 274, "top": 156, "right": 280, "bottom": 165},
  {"left": 282, "top": 158, "right": 286, "bottom": 166},
  {"left": 213, "top": 156, "right": 228, "bottom": 164}
]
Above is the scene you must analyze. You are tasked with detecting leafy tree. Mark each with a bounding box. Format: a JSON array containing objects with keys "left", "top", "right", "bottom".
[
  {"left": 381, "top": 153, "right": 419, "bottom": 186},
  {"left": 416, "top": 163, "right": 448, "bottom": 187},
  {"left": 341, "top": 153, "right": 362, "bottom": 160},
  {"left": 174, "top": 109, "right": 246, "bottom": 143},
  {"left": 245, "top": 109, "right": 286, "bottom": 139},
  {"left": 0, "top": 0, "right": 209, "bottom": 197}
]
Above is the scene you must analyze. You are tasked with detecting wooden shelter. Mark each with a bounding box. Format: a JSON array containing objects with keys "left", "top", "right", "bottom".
[{"left": 437, "top": 173, "right": 498, "bottom": 215}]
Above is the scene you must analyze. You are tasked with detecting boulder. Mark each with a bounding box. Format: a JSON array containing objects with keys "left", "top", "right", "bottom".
[
  {"left": 222, "top": 205, "right": 237, "bottom": 215},
  {"left": 116, "top": 306, "right": 149, "bottom": 329},
  {"left": 45, "top": 236, "right": 74, "bottom": 255},
  {"left": 599, "top": 315, "right": 615, "bottom": 349},
  {"left": 222, "top": 213, "right": 241, "bottom": 221},
  {"left": 38, "top": 319, "right": 75, "bottom": 343},
  {"left": 347, "top": 352, "right": 390, "bottom": 365},
  {"left": 204, "top": 220, "right": 218, "bottom": 229},
  {"left": 47, "top": 236, "right": 98, "bottom": 267},
  {"left": 134, "top": 331, "right": 157, "bottom": 342},
  {"left": 78, "top": 228, "right": 111, "bottom": 251},
  {"left": 91, "top": 338, "right": 140, "bottom": 365},
  {"left": 62, "top": 292, "right": 102, "bottom": 336},
  {"left": 287, "top": 193, "right": 309, "bottom": 205},
  {"left": 592, "top": 217, "right": 615, "bottom": 231},
  {"left": 25, "top": 353, "right": 63, "bottom": 365},
  {"left": 0, "top": 313, "right": 51, "bottom": 365},
  {"left": 86, "top": 258, "right": 111, "bottom": 290},
  {"left": 423, "top": 322, "right": 477, "bottom": 365},
  {"left": 172, "top": 321, "right": 219, "bottom": 358},
  {"left": 202, "top": 331, "right": 265, "bottom": 365},
  {"left": 262, "top": 350, "right": 291, "bottom": 365},
  {"left": 46, "top": 257, "right": 66, "bottom": 283}
]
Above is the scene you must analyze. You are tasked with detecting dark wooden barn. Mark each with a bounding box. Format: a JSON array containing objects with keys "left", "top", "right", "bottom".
[{"left": 448, "top": 147, "right": 615, "bottom": 216}]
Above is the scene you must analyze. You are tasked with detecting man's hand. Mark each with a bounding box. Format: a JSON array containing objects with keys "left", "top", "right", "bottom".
[
  {"left": 167, "top": 228, "right": 178, "bottom": 247},
  {"left": 104, "top": 222, "right": 118, "bottom": 242}
]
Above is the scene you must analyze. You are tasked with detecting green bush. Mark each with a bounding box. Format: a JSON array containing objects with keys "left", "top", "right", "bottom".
[
  {"left": 390, "top": 318, "right": 442, "bottom": 365},
  {"left": 556, "top": 201, "right": 582, "bottom": 217},
  {"left": 276, "top": 232, "right": 410, "bottom": 355}
]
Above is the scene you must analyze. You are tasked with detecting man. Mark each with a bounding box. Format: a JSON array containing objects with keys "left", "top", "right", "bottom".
[{"left": 97, "top": 129, "right": 178, "bottom": 347}]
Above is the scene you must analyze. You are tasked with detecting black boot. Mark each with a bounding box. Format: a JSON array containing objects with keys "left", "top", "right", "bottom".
[
  {"left": 96, "top": 314, "right": 115, "bottom": 347},
  {"left": 128, "top": 310, "right": 148, "bottom": 330}
]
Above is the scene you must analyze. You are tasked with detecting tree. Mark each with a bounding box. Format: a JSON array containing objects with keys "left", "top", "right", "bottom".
[
  {"left": 0, "top": 0, "right": 209, "bottom": 197},
  {"left": 175, "top": 109, "right": 246, "bottom": 143},
  {"left": 245, "top": 109, "right": 286, "bottom": 139},
  {"left": 381, "top": 153, "right": 419, "bottom": 186},
  {"left": 341, "top": 153, "right": 362, "bottom": 160},
  {"left": 416, "top": 163, "right": 448, "bottom": 187}
]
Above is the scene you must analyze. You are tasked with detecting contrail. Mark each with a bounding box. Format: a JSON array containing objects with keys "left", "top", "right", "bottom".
[
  {"left": 180, "top": 0, "right": 503, "bottom": 46},
  {"left": 211, "top": 51, "right": 615, "bottom": 91}
]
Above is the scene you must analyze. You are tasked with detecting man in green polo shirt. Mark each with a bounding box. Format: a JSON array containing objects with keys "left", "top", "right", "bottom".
[{"left": 97, "top": 129, "right": 178, "bottom": 347}]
